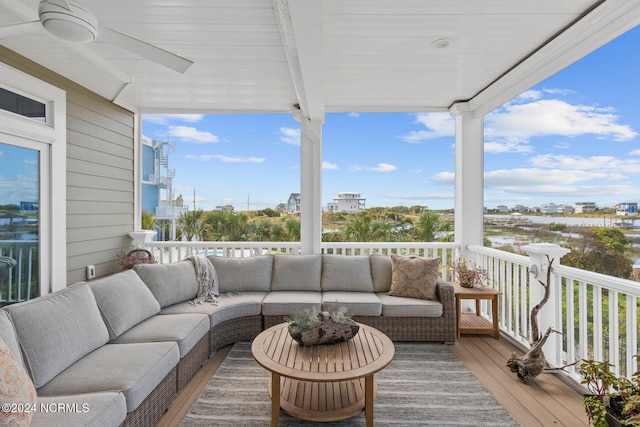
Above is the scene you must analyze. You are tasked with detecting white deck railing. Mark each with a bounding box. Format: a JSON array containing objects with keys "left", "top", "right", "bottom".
[
  {"left": 467, "top": 244, "right": 640, "bottom": 382},
  {"left": 0, "top": 241, "right": 38, "bottom": 304}
]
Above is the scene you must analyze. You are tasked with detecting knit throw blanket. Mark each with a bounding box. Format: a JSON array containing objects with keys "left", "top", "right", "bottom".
[{"left": 185, "top": 255, "right": 219, "bottom": 306}]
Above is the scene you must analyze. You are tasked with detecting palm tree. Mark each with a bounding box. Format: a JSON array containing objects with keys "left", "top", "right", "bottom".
[
  {"left": 203, "top": 210, "right": 248, "bottom": 241},
  {"left": 141, "top": 210, "right": 157, "bottom": 230},
  {"left": 413, "top": 211, "right": 452, "bottom": 242},
  {"left": 176, "top": 210, "right": 205, "bottom": 241},
  {"left": 343, "top": 213, "right": 392, "bottom": 242}
]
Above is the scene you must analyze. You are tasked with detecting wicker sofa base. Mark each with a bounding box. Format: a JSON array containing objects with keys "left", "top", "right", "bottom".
[
  {"left": 264, "top": 314, "right": 456, "bottom": 343},
  {"left": 209, "top": 315, "right": 263, "bottom": 354},
  {"left": 120, "top": 366, "right": 177, "bottom": 427},
  {"left": 177, "top": 335, "right": 209, "bottom": 392}
]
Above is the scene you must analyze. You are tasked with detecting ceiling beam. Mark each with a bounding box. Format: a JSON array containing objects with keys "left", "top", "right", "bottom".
[
  {"left": 469, "top": 0, "right": 640, "bottom": 117},
  {"left": 273, "top": 0, "right": 325, "bottom": 122}
]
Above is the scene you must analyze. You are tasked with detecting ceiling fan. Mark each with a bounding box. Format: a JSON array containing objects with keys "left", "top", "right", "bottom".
[{"left": 0, "top": 0, "right": 193, "bottom": 73}]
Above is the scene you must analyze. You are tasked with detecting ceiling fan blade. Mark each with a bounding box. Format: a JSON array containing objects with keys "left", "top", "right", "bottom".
[
  {"left": 98, "top": 26, "right": 192, "bottom": 74},
  {"left": 45, "top": 0, "right": 72, "bottom": 12},
  {"left": 0, "top": 21, "right": 42, "bottom": 39}
]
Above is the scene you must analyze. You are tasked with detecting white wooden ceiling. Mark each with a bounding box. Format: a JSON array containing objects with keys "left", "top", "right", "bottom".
[{"left": 1, "top": 0, "right": 638, "bottom": 119}]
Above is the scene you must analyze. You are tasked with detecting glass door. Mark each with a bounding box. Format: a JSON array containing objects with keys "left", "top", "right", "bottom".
[{"left": 0, "top": 141, "right": 42, "bottom": 304}]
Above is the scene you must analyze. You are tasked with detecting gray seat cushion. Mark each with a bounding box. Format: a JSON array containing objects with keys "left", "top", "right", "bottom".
[
  {"left": 369, "top": 254, "right": 392, "bottom": 292},
  {"left": 88, "top": 269, "right": 161, "bottom": 339},
  {"left": 321, "top": 291, "right": 382, "bottom": 316},
  {"left": 160, "top": 292, "right": 266, "bottom": 327},
  {"left": 0, "top": 309, "right": 25, "bottom": 367},
  {"left": 321, "top": 255, "right": 374, "bottom": 292},
  {"left": 376, "top": 292, "right": 443, "bottom": 317},
  {"left": 134, "top": 260, "right": 199, "bottom": 307},
  {"left": 5, "top": 283, "right": 110, "bottom": 388},
  {"left": 110, "top": 313, "right": 209, "bottom": 357},
  {"left": 261, "top": 291, "right": 322, "bottom": 316},
  {"left": 271, "top": 255, "right": 322, "bottom": 291},
  {"left": 32, "top": 392, "right": 127, "bottom": 427},
  {"left": 37, "top": 342, "right": 179, "bottom": 412},
  {"left": 208, "top": 255, "right": 273, "bottom": 292}
]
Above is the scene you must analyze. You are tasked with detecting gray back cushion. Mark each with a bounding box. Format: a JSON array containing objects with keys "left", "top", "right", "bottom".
[
  {"left": 89, "top": 270, "right": 161, "bottom": 339},
  {"left": 321, "top": 255, "right": 373, "bottom": 292},
  {"left": 370, "top": 254, "right": 392, "bottom": 292},
  {"left": 0, "top": 309, "right": 25, "bottom": 368},
  {"left": 134, "top": 261, "right": 199, "bottom": 307},
  {"left": 208, "top": 255, "right": 273, "bottom": 292},
  {"left": 5, "top": 283, "right": 109, "bottom": 387},
  {"left": 271, "top": 255, "right": 322, "bottom": 291}
]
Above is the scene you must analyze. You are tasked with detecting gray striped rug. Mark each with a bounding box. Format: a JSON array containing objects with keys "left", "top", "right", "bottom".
[{"left": 181, "top": 341, "right": 519, "bottom": 426}]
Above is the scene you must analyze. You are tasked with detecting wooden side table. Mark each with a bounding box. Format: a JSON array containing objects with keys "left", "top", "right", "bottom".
[{"left": 452, "top": 282, "right": 501, "bottom": 339}]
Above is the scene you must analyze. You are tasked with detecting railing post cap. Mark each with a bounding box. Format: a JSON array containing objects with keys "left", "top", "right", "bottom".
[
  {"left": 522, "top": 243, "right": 570, "bottom": 258},
  {"left": 129, "top": 230, "right": 156, "bottom": 248}
]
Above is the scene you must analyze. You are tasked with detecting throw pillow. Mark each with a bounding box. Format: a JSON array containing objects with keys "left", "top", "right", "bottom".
[
  {"left": 0, "top": 336, "right": 37, "bottom": 426},
  {"left": 388, "top": 254, "right": 440, "bottom": 300}
]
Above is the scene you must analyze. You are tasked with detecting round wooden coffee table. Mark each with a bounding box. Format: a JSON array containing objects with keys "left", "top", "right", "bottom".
[{"left": 251, "top": 322, "right": 395, "bottom": 427}]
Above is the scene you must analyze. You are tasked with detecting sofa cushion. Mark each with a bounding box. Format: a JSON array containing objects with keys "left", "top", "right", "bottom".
[
  {"left": 321, "top": 255, "right": 374, "bottom": 292},
  {"left": 0, "top": 336, "right": 37, "bottom": 427},
  {"left": 321, "top": 291, "right": 382, "bottom": 316},
  {"left": 208, "top": 255, "right": 273, "bottom": 292},
  {"left": 33, "top": 392, "right": 127, "bottom": 427},
  {"left": 388, "top": 255, "right": 440, "bottom": 300},
  {"left": 271, "top": 255, "right": 322, "bottom": 291},
  {"left": 0, "top": 309, "right": 24, "bottom": 367},
  {"left": 5, "top": 283, "right": 110, "bottom": 388},
  {"left": 111, "top": 313, "right": 209, "bottom": 357},
  {"left": 89, "top": 270, "right": 161, "bottom": 339},
  {"left": 261, "top": 291, "right": 322, "bottom": 316},
  {"left": 370, "top": 254, "right": 392, "bottom": 293},
  {"left": 37, "top": 342, "right": 179, "bottom": 412},
  {"left": 134, "top": 261, "right": 199, "bottom": 307},
  {"left": 377, "top": 292, "right": 444, "bottom": 317},
  {"left": 160, "top": 292, "right": 266, "bottom": 328}
]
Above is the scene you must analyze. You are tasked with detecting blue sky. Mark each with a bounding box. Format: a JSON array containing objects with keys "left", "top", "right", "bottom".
[{"left": 142, "top": 26, "right": 640, "bottom": 212}]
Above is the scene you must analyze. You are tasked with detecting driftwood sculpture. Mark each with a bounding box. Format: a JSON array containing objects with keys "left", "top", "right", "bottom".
[{"left": 507, "top": 255, "right": 560, "bottom": 382}]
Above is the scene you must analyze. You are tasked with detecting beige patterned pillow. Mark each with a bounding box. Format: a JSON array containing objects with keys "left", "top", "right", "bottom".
[
  {"left": 0, "top": 336, "right": 37, "bottom": 426},
  {"left": 388, "top": 254, "right": 440, "bottom": 300}
]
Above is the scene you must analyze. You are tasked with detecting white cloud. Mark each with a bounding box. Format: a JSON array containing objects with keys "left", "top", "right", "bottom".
[
  {"left": 184, "top": 154, "right": 265, "bottom": 163},
  {"left": 432, "top": 171, "right": 454, "bottom": 184},
  {"left": 322, "top": 161, "right": 338, "bottom": 170},
  {"left": 348, "top": 113, "right": 360, "bottom": 118},
  {"left": 350, "top": 162, "right": 397, "bottom": 172},
  {"left": 385, "top": 192, "right": 453, "bottom": 200},
  {"left": 630, "top": 149, "right": 640, "bottom": 156},
  {"left": 279, "top": 127, "right": 300, "bottom": 145},
  {"left": 484, "top": 140, "right": 532, "bottom": 154},
  {"left": 168, "top": 126, "right": 219, "bottom": 144},
  {"left": 142, "top": 114, "right": 204, "bottom": 125},
  {"left": 485, "top": 99, "right": 637, "bottom": 148},
  {"left": 530, "top": 154, "right": 640, "bottom": 175},
  {"left": 402, "top": 113, "right": 455, "bottom": 143}
]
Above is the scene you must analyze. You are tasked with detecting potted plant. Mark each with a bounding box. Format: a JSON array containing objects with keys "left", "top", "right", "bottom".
[
  {"left": 449, "top": 257, "right": 489, "bottom": 288},
  {"left": 579, "top": 358, "right": 640, "bottom": 426},
  {"left": 286, "top": 306, "right": 359, "bottom": 346}
]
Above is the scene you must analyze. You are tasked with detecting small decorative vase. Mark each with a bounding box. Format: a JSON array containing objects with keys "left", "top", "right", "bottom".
[
  {"left": 288, "top": 311, "right": 359, "bottom": 346},
  {"left": 459, "top": 276, "right": 475, "bottom": 288}
]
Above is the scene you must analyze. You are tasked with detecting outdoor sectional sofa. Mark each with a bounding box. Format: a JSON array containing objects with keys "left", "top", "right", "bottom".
[{"left": 0, "top": 253, "right": 455, "bottom": 427}]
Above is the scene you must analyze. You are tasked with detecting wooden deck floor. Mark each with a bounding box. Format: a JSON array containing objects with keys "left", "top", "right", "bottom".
[{"left": 156, "top": 335, "right": 589, "bottom": 427}]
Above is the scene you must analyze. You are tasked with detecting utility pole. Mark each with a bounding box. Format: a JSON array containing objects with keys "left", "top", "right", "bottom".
[
  {"left": 247, "top": 194, "right": 250, "bottom": 211},
  {"left": 193, "top": 189, "right": 196, "bottom": 210}
]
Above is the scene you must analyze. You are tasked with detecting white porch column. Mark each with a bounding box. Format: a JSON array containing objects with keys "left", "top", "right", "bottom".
[
  {"left": 522, "top": 243, "right": 571, "bottom": 367},
  {"left": 450, "top": 103, "right": 484, "bottom": 257},
  {"left": 300, "top": 117, "right": 323, "bottom": 254}
]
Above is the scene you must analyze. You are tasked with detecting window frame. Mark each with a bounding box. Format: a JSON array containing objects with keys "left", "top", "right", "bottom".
[{"left": 0, "top": 62, "right": 66, "bottom": 295}]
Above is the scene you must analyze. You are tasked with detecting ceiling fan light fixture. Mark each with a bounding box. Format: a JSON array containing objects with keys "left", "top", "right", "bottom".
[
  {"left": 38, "top": 0, "right": 98, "bottom": 43},
  {"left": 431, "top": 38, "right": 453, "bottom": 49}
]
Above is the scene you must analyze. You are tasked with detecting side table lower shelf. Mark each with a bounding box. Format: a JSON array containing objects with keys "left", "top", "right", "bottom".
[{"left": 453, "top": 282, "right": 501, "bottom": 339}]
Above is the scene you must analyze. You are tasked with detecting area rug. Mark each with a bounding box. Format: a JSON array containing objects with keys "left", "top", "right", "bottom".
[{"left": 181, "top": 341, "right": 519, "bottom": 426}]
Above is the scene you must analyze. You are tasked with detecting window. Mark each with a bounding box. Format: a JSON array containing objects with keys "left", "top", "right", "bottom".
[{"left": 0, "top": 63, "right": 66, "bottom": 301}]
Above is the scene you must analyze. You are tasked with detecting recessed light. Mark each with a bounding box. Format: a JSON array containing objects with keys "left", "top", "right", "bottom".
[{"left": 431, "top": 38, "right": 453, "bottom": 49}]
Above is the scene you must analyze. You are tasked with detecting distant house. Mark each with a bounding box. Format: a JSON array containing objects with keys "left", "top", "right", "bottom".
[
  {"left": 216, "top": 205, "right": 234, "bottom": 211},
  {"left": 276, "top": 203, "right": 287, "bottom": 213},
  {"left": 496, "top": 205, "right": 509, "bottom": 213},
  {"left": 557, "top": 204, "right": 574, "bottom": 214},
  {"left": 327, "top": 192, "right": 366, "bottom": 213},
  {"left": 575, "top": 201, "right": 597, "bottom": 213},
  {"left": 616, "top": 201, "right": 638, "bottom": 216},
  {"left": 287, "top": 193, "right": 301, "bottom": 214},
  {"left": 541, "top": 203, "right": 559, "bottom": 214}
]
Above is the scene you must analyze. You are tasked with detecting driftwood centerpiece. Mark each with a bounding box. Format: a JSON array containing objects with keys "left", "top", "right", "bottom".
[
  {"left": 507, "top": 255, "right": 562, "bottom": 382},
  {"left": 287, "top": 308, "right": 359, "bottom": 346}
]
